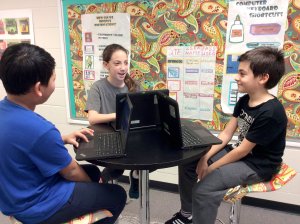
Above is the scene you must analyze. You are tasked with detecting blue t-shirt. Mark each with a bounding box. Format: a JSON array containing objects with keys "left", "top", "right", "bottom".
[{"left": 0, "top": 97, "right": 75, "bottom": 224}]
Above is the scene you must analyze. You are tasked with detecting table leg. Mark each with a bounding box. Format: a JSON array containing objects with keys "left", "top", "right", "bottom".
[{"left": 139, "top": 170, "right": 150, "bottom": 224}]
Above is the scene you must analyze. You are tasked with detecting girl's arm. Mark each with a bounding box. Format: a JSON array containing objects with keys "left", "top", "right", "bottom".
[{"left": 87, "top": 110, "right": 116, "bottom": 125}]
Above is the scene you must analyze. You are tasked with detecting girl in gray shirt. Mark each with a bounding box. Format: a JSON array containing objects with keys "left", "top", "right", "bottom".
[{"left": 85, "top": 44, "right": 140, "bottom": 199}]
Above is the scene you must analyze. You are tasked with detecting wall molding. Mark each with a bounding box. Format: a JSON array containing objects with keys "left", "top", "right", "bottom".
[{"left": 118, "top": 176, "right": 300, "bottom": 214}]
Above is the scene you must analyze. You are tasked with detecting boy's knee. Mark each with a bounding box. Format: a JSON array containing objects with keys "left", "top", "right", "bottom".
[{"left": 192, "top": 182, "right": 209, "bottom": 200}]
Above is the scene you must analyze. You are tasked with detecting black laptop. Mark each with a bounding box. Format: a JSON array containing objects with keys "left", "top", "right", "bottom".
[
  {"left": 156, "top": 93, "right": 222, "bottom": 149},
  {"left": 111, "top": 89, "right": 169, "bottom": 130},
  {"left": 76, "top": 95, "right": 133, "bottom": 160}
]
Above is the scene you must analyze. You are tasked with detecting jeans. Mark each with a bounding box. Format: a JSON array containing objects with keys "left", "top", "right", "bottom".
[
  {"left": 192, "top": 161, "right": 263, "bottom": 224},
  {"left": 40, "top": 164, "right": 127, "bottom": 224}
]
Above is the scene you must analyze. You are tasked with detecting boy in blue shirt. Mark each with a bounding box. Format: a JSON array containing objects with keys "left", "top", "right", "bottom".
[
  {"left": 0, "top": 43, "right": 126, "bottom": 224},
  {"left": 166, "top": 47, "right": 287, "bottom": 224}
]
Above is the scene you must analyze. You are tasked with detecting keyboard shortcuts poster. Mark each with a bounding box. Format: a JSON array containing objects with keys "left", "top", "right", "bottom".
[{"left": 221, "top": 0, "right": 289, "bottom": 114}]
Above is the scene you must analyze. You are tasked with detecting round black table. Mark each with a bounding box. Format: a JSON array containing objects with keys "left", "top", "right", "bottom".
[{"left": 84, "top": 124, "right": 210, "bottom": 224}]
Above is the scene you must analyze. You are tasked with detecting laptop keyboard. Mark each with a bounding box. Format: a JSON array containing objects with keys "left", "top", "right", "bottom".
[
  {"left": 96, "top": 133, "right": 122, "bottom": 157},
  {"left": 182, "top": 126, "right": 203, "bottom": 146}
]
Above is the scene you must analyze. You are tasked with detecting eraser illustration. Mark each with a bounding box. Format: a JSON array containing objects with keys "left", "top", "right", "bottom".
[{"left": 250, "top": 23, "right": 281, "bottom": 35}]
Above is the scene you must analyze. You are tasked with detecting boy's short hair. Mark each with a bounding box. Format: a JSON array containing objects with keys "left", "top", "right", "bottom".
[
  {"left": 0, "top": 43, "right": 55, "bottom": 95},
  {"left": 238, "top": 47, "right": 285, "bottom": 89}
]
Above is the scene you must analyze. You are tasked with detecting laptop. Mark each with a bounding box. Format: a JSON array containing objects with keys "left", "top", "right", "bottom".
[
  {"left": 111, "top": 89, "right": 169, "bottom": 130},
  {"left": 75, "top": 95, "right": 133, "bottom": 160},
  {"left": 156, "top": 93, "right": 222, "bottom": 149}
]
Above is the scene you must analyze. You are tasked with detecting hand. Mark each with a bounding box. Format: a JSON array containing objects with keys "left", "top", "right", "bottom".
[
  {"left": 62, "top": 128, "right": 94, "bottom": 148},
  {"left": 206, "top": 165, "right": 215, "bottom": 177},
  {"left": 196, "top": 156, "right": 208, "bottom": 180}
]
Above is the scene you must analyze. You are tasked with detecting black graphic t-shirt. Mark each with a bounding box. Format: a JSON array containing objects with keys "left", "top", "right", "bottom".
[{"left": 233, "top": 94, "right": 287, "bottom": 180}]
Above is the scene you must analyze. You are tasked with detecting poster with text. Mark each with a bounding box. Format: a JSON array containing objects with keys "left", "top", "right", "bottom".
[
  {"left": 167, "top": 46, "right": 217, "bottom": 121},
  {"left": 221, "top": 0, "right": 289, "bottom": 114},
  {"left": 81, "top": 13, "right": 130, "bottom": 94}
]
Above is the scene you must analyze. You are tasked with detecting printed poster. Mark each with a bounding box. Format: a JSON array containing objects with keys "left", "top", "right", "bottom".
[
  {"left": 221, "top": 0, "right": 289, "bottom": 113},
  {"left": 167, "top": 46, "right": 217, "bottom": 121},
  {"left": 0, "top": 9, "right": 34, "bottom": 58},
  {"left": 81, "top": 13, "right": 130, "bottom": 94}
]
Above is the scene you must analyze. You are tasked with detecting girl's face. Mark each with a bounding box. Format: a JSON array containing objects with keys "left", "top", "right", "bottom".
[{"left": 104, "top": 49, "right": 128, "bottom": 84}]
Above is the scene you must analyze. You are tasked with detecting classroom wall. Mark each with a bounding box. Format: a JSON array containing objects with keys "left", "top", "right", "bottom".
[{"left": 0, "top": 0, "right": 299, "bottom": 206}]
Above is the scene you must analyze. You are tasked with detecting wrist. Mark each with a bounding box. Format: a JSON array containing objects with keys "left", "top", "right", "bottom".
[
  {"left": 61, "top": 135, "right": 67, "bottom": 144},
  {"left": 202, "top": 154, "right": 210, "bottom": 161}
]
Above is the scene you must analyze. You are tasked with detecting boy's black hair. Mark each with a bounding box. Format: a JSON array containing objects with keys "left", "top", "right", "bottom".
[
  {"left": 238, "top": 47, "right": 285, "bottom": 89},
  {"left": 0, "top": 43, "right": 55, "bottom": 95}
]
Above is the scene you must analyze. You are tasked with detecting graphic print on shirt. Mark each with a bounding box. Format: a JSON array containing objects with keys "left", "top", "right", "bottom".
[{"left": 234, "top": 108, "right": 255, "bottom": 147}]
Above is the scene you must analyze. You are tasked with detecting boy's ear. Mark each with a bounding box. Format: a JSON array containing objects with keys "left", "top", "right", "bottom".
[
  {"left": 259, "top": 73, "right": 269, "bottom": 85},
  {"left": 33, "top": 82, "right": 43, "bottom": 97}
]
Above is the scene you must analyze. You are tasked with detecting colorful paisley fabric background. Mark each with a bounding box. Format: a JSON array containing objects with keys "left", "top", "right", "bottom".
[{"left": 65, "top": 0, "right": 300, "bottom": 139}]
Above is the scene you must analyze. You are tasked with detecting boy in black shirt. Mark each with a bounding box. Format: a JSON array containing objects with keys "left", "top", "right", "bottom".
[{"left": 165, "top": 47, "right": 287, "bottom": 224}]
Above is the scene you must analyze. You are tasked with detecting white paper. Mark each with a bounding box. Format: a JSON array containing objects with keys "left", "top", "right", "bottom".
[
  {"left": 81, "top": 13, "right": 131, "bottom": 93},
  {"left": 221, "top": 0, "right": 289, "bottom": 114},
  {"left": 167, "top": 46, "right": 217, "bottom": 121}
]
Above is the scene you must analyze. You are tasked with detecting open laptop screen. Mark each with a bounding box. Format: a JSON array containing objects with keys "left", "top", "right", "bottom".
[
  {"left": 156, "top": 92, "right": 222, "bottom": 149},
  {"left": 156, "top": 92, "right": 183, "bottom": 146},
  {"left": 113, "top": 89, "right": 169, "bottom": 130},
  {"left": 119, "top": 95, "right": 132, "bottom": 147}
]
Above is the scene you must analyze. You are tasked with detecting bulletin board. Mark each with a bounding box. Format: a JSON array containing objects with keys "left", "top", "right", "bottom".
[{"left": 60, "top": 0, "right": 300, "bottom": 140}]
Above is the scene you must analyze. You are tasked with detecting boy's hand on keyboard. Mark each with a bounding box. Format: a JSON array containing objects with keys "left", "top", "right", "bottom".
[{"left": 62, "top": 128, "right": 94, "bottom": 148}]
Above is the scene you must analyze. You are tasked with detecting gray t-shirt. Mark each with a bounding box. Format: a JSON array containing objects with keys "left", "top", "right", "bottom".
[{"left": 85, "top": 78, "right": 128, "bottom": 114}]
